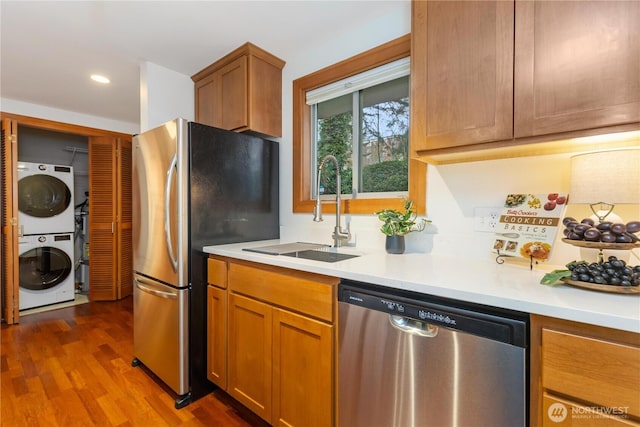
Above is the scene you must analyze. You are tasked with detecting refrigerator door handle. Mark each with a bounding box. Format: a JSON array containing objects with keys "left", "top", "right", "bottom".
[
  {"left": 164, "top": 154, "right": 178, "bottom": 271},
  {"left": 135, "top": 277, "right": 178, "bottom": 300}
]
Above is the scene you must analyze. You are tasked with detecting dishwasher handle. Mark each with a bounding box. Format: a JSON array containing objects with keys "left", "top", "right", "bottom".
[{"left": 390, "top": 315, "right": 438, "bottom": 337}]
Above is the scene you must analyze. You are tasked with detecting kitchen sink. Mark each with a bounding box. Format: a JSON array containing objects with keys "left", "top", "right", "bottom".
[
  {"left": 243, "top": 242, "right": 329, "bottom": 255},
  {"left": 282, "top": 249, "right": 359, "bottom": 263},
  {"left": 243, "top": 242, "right": 359, "bottom": 263}
]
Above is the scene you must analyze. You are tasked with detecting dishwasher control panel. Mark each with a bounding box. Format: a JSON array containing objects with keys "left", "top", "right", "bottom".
[
  {"left": 377, "top": 297, "right": 459, "bottom": 326},
  {"left": 339, "top": 281, "right": 528, "bottom": 347}
]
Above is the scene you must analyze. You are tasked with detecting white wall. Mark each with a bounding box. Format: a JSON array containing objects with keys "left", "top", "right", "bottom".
[
  {"left": 140, "top": 62, "right": 194, "bottom": 132},
  {"left": 0, "top": 59, "right": 195, "bottom": 134},
  {"left": 0, "top": 97, "right": 139, "bottom": 134}
]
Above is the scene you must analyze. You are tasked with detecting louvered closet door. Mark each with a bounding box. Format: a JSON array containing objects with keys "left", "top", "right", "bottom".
[
  {"left": 117, "top": 138, "right": 133, "bottom": 299},
  {"left": 1, "top": 118, "right": 19, "bottom": 324},
  {"left": 89, "top": 136, "right": 118, "bottom": 300}
]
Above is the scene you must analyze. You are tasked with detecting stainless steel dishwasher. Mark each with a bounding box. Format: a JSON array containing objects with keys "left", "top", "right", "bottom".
[{"left": 338, "top": 280, "right": 528, "bottom": 427}]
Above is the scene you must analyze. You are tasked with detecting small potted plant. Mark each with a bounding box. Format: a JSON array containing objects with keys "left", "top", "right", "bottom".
[{"left": 375, "top": 199, "right": 430, "bottom": 254}]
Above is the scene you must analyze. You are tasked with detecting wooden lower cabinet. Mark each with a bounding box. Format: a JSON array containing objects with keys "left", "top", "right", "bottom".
[
  {"left": 272, "top": 307, "right": 333, "bottom": 427},
  {"left": 207, "top": 285, "right": 227, "bottom": 388},
  {"left": 531, "top": 315, "right": 640, "bottom": 426},
  {"left": 542, "top": 393, "right": 638, "bottom": 427},
  {"left": 207, "top": 257, "right": 228, "bottom": 389},
  {"left": 228, "top": 292, "right": 273, "bottom": 421},
  {"left": 208, "top": 255, "right": 338, "bottom": 426}
]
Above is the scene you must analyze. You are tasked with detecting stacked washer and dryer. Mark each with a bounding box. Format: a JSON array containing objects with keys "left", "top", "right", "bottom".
[{"left": 17, "top": 162, "right": 76, "bottom": 310}]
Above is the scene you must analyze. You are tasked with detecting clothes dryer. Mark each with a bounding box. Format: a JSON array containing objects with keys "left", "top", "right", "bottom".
[
  {"left": 19, "top": 233, "right": 75, "bottom": 310},
  {"left": 18, "top": 162, "right": 74, "bottom": 235}
]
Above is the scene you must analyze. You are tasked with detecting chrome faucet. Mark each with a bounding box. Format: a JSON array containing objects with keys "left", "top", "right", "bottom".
[{"left": 313, "top": 155, "right": 351, "bottom": 247}]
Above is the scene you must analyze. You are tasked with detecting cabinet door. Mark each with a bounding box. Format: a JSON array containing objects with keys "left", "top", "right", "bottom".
[
  {"left": 207, "top": 285, "right": 227, "bottom": 389},
  {"left": 228, "top": 292, "right": 272, "bottom": 422},
  {"left": 1, "top": 118, "right": 19, "bottom": 324},
  {"left": 272, "top": 308, "right": 333, "bottom": 427},
  {"left": 248, "top": 55, "right": 283, "bottom": 138},
  {"left": 116, "top": 137, "right": 133, "bottom": 299},
  {"left": 88, "top": 136, "right": 132, "bottom": 301},
  {"left": 515, "top": 0, "right": 640, "bottom": 137},
  {"left": 412, "top": 0, "right": 514, "bottom": 151},
  {"left": 89, "top": 136, "right": 118, "bottom": 300},
  {"left": 218, "top": 56, "right": 248, "bottom": 131},
  {"left": 194, "top": 72, "right": 222, "bottom": 128}
]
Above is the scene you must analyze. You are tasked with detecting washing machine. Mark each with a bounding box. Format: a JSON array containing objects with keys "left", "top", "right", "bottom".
[
  {"left": 19, "top": 233, "right": 75, "bottom": 310},
  {"left": 18, "top": 162, "right": 74, "bottom": 235}
]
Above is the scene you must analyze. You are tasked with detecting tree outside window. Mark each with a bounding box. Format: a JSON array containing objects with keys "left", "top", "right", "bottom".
[{"left": 313, "top": 75, "right": 409, "bottom": 198}]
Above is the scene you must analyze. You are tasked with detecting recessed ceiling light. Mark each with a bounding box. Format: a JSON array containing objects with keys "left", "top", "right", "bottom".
[{"left": 90, "top": 74, "right": 110, "bottom": 84}]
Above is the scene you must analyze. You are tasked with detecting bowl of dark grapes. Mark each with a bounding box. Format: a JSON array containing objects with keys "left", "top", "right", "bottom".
[
  {"left": 561, "top": 256, "right": 640, "bottom": 294},
  {"left": 561, "top": 217, "right": 640, "bottom": 248}
]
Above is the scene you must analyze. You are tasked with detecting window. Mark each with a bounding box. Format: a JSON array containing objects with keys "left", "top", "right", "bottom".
[
  {"left": 293, "top": 34, "right": 426, "bottom": 215},
  {"left": 308, "top": 58, "right": 410, "bottom": 200}
]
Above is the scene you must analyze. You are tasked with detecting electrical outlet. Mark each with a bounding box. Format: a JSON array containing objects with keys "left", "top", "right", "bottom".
[{"left": 474, "top": 207, "right": 502, "bottom": 232}]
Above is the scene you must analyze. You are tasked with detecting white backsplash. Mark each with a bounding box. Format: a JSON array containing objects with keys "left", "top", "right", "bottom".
[{"left": 281, "top": 153, "right": 640, "bottom": 268}]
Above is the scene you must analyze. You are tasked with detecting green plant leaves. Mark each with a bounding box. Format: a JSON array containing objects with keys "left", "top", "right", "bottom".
[
  {"left": 374, "top": 199, "right": 429, "bottom": 236},
  {"left": 540, "top": 269, "right": 572, "bottom": 285}
]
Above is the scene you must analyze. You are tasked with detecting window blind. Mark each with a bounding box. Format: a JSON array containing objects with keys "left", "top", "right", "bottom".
[{"left": 306, "top": 57, "right": 410, "bottom": 106}]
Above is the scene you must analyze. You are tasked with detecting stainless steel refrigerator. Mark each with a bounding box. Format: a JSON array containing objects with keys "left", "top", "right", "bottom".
[{"left": 131, "top": 118, "right": 279, "bottom": 408}]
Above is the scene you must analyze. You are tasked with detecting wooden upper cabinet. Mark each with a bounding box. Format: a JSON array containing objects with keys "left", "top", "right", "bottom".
[
  {"left": 515, "top": 0, "right": 640, "bottom": 138},
  {"left": 192, "top": 43, "right": 285, "bottom": 138},
  {"left": 217, "top": 56, "right": 248, "bottom": 131},
  {"left": 194, "top": 72, "right": 221, "bottom": 129},
  {"left": 411, "top": 0, "right": 514, "bottom": 152},
  {"left": 411, "top": 0, "right": 640, "bottom": 163}
]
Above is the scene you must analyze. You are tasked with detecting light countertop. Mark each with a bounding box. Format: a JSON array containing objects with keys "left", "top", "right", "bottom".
[{"left": 203, "top": 239, "right": 640, "bottom": 333}]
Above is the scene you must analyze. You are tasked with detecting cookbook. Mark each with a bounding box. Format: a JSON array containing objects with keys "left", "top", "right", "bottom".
[{"left": 492, "top": 193, "right": 568, "bottom": 261}]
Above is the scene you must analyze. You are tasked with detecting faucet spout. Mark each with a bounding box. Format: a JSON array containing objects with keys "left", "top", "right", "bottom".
[{"left": 314, "top": 155, "right": 351, "bottom": 247}]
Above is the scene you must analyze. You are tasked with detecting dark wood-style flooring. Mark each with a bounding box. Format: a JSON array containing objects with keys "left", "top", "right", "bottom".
[{"left": 1, "top": 297, "right": 268, "bottom": 426}]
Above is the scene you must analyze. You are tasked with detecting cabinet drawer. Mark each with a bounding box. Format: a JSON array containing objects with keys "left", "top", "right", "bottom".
[
  {"left": 228, "top": 263, "right": 337, "bottom": 322},
  {"left": 542, "top": 393, "right": 639, "bottom": 427},
  {"left": 207, "top": 257, "right": 227, "bottom": 289},
  {"left": 542, "top": 328, "right": 640, "bottom": 418}
]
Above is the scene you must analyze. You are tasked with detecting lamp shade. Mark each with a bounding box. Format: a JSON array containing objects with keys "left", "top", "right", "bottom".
[{"left": 569, "top": 149, "right": 640, "bottom": 205}]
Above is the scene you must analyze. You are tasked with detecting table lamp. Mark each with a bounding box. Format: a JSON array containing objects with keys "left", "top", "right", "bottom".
[{"left": 569, "top": 149, "right": 640, "bottom": 223}]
